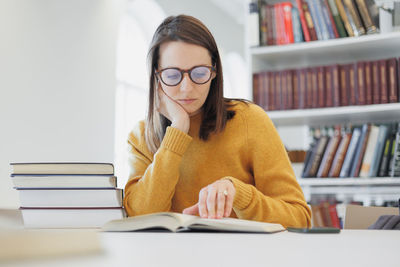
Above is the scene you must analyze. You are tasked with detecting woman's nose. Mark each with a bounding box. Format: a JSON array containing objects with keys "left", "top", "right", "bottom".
[{"left": 180, "top": 73, "right": 195, "bottom": 91}]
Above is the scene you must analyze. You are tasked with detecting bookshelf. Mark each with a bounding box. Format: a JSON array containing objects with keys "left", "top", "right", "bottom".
[{"left": 245, "top": 0, "right": 400, "bottom": 205}]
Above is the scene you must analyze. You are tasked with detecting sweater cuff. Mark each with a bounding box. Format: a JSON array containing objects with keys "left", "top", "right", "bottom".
[
  {"left": 160, "top": 126, "right": 192, "bottom": 156},
  {"left": 224, "top": 176, "right": 253, "bottom": 210}
]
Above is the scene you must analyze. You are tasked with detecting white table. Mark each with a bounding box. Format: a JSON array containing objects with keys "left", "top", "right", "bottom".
[{"left": 4, "top": 230, "right": 400, "bottom": 267}]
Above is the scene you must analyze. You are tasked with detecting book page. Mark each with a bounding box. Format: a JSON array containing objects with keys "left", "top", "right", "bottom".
[
  {"left": 182, "top": 217, "right": 285, "bottom": 233},
  {"left": 103, "top": 212, "right": 183, "bottom": 232}
]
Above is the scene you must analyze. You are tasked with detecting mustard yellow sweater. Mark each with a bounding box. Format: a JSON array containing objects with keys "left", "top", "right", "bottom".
[{"left": 124, "top": 101, "right": 311, "bottom": 228}]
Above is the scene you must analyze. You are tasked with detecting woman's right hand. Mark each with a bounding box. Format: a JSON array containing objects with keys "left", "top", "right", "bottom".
[{"left": 156, "top": 85, "right": 190, "bottom": 134}]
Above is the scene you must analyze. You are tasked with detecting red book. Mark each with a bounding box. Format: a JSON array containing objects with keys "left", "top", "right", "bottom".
[
  {"left": 253, "top": 73, "right": 260, "bottom": 106},
  {"left": 317, "top": 66, "right": 326, "bottom": 107},
  {"left": 306, "top": 68, "right": 313, "bottom": 108},
  {"left": 293, "top": 70, "right": 299, "bottom": 109},
  {"left": 281, "top": 70, "right": 288, "bottom": 110},
  {"left": 266, "top": 5, "right": 276, "bottom": 45},
  {"left": 282, "top": 2, "right": 295, "bottom": 44},
  {"left": 286, "top": 70, "right": 294, "bottom": 109},
  {"left": 274, "top": 4, "right": 285, "bottom": 45},
  {"left": 268, "top": 72, "right": 276, "bottom": 111},
  {"left": 298, "top": 68, "right": 307, "bottom": 109},
  {"left": 332, "top": 65, "right": 341, "bottom": 107},
  {"left": 261, "top": 72, "right": 269, "bottom": 110},
  {"left": 325, "top": 66, "right": 333, "bottom": 107},
  {"left": 356, "top": 61, "right": 366, "bottom": 105},
  {"left": 379, "top": 59, "right": 389, "bottom": 104},
  {"left": 349, "top": 63, "right": 358, "bottom": 106},
  {"left": 300, "top": 0, "right": 318, "bottom": 40},
  {"left": 371, "top": 60, "right": 380, "bottom": 104},
  {"left": 274, "top": 71, "right": 282, "bottom": 110},
  {"left": 311, "top": 67, "right": 319, "bottom": 108},
  {"left": 328, "top": 203, "right": 341, "bottom": 228},
  {"left": 364, "top": 61, "right": 373, "bottom": 105},
  {"left": 387, "top": 58, "right": 399, "bottom": 103},
  {"left": 295, "top": 0, "right": 311, "bottom": 41},
  {"left": 339, "top": 64, "right": 349, "bottom": 106}
]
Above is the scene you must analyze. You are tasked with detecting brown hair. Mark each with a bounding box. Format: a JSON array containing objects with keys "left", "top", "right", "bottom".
[{"left": 145, "top": 15, "right": 246, "bottom": 154}]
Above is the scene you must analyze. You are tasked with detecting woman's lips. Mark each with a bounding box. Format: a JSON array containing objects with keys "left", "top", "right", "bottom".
[{"left": 177, "top": 99, "right": 196, "bottom": 104}]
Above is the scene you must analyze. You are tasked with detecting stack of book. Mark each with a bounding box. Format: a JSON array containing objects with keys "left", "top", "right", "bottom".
[
  {"left": 10, "top": 162, "right": 125, "bottom": 228},
  {"left": 302, "top": 122, "right": 400, "bottom": 178}
]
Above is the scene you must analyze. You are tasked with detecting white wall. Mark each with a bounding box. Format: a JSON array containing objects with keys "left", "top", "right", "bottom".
[{"left": 0, "top": 0, "right": 122, "bottom": 208}]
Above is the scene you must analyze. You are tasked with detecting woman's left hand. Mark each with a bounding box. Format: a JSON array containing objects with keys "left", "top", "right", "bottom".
[{"left": 183, "top": 179, "right": 235, "bottom": 219}]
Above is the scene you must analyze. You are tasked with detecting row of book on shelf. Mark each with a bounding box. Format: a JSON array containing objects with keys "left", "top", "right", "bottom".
[
  {"left": 248, "top": 0, "right": 396, "bottom": 47},
  {"left": 253, "top": 57, "right": 400, "bottom": 111},
  {"left": 10, "top": 162, "right": 126, "bottom": 228},
  {"left": 302, "top": 122, "right": 400, "bottom": 178}
]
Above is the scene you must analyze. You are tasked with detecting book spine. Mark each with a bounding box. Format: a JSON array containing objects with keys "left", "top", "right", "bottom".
[
  {"left": 364, "top": 61, "right": 373, "bottom": 105},
  {"left": 317, "top": 129, "right": 342, "bottom": 177},
  {"left": 320, "top": 0, "right": 338, "bottom": 38},
  {"left": 327, "top": 0, "right": 348, "bottom": 37},
  {"left": 379, "top": 59, "right": 389, "bottom": 104},
  {"left": 292, "top": 7, "right": 305, "bottom": 43},
  {"left": 295, "top": 0, "right": 311, "bottom": 41},
  {"left": 266, "top": 5, "right": 275, "bottom": 45},
  {"left": 372, "top": 60, "right": 380, "bottom": 104},
  {"left": 349, "top": 124, "right": 369, "bottom": 177},
  {"left": 260, "top": 72, "right": 268, "bottom": 110},
  {"left": 389, "top": 126, "right": 400, "bottom": 177},
  {"left": 356, "top": 61, "right": 366, "bottom": 105},
  {"left": 306, "top": 68, "right": 314, "bottom": 108},
  {"left": 369, "top": 125, "right": 389, "bottom": 177},
  {"left": 281, "top": 70, "right": 288, "bottom": 110},
  {"left": 282, "top": 2, "right": 295, "bottom": 44},
  {"left": 328, "top": 132, "right": 352, "bottom": 177},
  {"left": 339, "top": 64, "right": 349, "bottom": 106},
  {"left": 307, "top": 0, "right": 324, "bottom": 40},
  {"left": 332, "top": 65, "right": 341, "bottom": 107},
  {"left": 378, "top": 134, "right": 394, "bottom": 177},
  {"left": 299, "top": 69, "right": 307, "bottom": 109},
  {"left": 248, "top": 0, "right": 260, "bottom": 46},
  {"left": 275, "top": 71, "right": 282, "bottom": 110},
  {"left": 287, "top": 70, "right": 294, "bottom": 109},
  {"left": 325, "top": 66, "right": 334, "bottom": 107},
  {"left": 387, "top": 58, "right": 399, "bottom": 103},
  {"left": 268, "top": 72, "right": 275, "bottom": 111},
  {"left": 340, "top": 127, "right": 362, "bottom": 177},
  {"left": 359, "top": 125, "right": 380, "bottom": 177},
  {"left": 259, "top": 3, "right": 267, "bottom": 46},
  {"left": 335, "top": 0, "right": 354, "bottom": 36},
  {"left": 293, "top": 70, "right": 299, "bottom": 109},
  {"left": 354, "top": 0, "right": 378, "bottom": 34},
  {"left": 309, "top": 136, "right": 330, "bottom": 177},
  {"left": 311, "top": 67, "right": 319, "bottom": 108},
  {"left": 328, "top": 204, "right": 341, "bottom": 228},
  {"left": 317, "top": 66, "right": 326, "bottom": 107},
  {"left": 349, "top": 63, "right": 358, "bottom": 105},
  {"left": 302, "top": 0, "right": 319, "bottom": 40},
  {"left": 253, "top": 73, "right": 260, "bottom": 105},
  {"left": 343, "top": 0, "right": 365, "bottom": 35}
]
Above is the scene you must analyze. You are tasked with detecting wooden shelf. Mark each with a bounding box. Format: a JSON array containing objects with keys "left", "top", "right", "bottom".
[
  {"left": 298, "top": 177, "right": 400, "bottom": 187},
  {"left": 250, "top": 32, "right": 400, "bottom": 71},
  {"left": 267, "top": 103, "right": 400, "bottom": 127}
]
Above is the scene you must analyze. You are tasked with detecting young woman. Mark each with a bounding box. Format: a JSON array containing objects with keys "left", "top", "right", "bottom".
[{"left": 124, "top": 15, "right": 311, "bottom": 227}]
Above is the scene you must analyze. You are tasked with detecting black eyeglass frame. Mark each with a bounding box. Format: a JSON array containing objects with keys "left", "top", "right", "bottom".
[{"left": 155, "top": 65, "right": 216, "bottom": 86}]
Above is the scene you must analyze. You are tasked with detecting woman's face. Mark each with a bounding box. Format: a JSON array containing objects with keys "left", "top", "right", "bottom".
[{"left": 157, "top": 41, "right": 215, "bottom": 116}]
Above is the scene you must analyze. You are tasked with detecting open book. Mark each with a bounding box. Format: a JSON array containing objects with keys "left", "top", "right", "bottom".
[{"left": 102, "top": 212, "right": 285, "bottom": 233}]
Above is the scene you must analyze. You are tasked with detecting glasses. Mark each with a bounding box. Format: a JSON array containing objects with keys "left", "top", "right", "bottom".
[{"left": 156, "top": 65, "right": 216, "bottom": 86}]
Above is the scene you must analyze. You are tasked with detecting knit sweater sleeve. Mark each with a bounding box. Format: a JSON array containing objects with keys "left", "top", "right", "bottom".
[
  {"left": 123, "top": 122, "right": 192, "bottom": 216},
  {"left": 228, "top": 104, "right": 311, "bottom": 228}
]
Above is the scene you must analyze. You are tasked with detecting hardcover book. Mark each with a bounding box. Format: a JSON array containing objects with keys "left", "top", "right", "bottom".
[
  {"left": 359, "top": 125, "right": 380, "bottom": 177},
  {"left": 17, "top": 188, "right": 123, "bottom": 208},
  {"left": 102, "top": 212, "right": 285, "bottom": 233},
  {"left": 21, "top": 207, "right": 125, "bottom": 229},
  {"left": 10, "top": 162, "right": 114, "bottom": 175}
]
